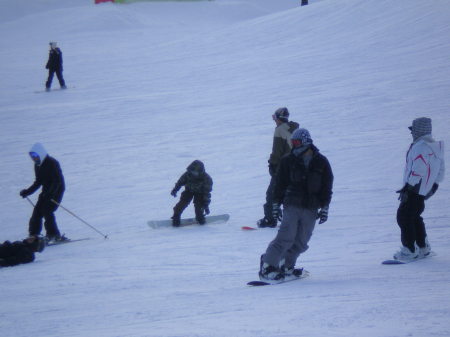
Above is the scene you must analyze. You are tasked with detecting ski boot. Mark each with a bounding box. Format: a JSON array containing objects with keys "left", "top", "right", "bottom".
[
  {"left": 257, "top": 217, "right": 277, "bottom": 228},
  {"left": 259, "top": 255, "right": 284, "bottom": 282},
  {"left": 171, "top": 214, "right": 181, "bottom": 227},
  {"left": 393, "top": 246, "right": 419, "bottom": 261}
]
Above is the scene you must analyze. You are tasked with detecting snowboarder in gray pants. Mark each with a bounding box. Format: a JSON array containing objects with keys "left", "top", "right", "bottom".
[{"left": 259, "top": 128, "right": 334, "bottom": 281}]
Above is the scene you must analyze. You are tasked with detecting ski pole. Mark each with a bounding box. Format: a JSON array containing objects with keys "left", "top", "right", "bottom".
[
  {"left": 51, "top": 199, "right": 108, "bottom": 239},
  {"left": 26, "top": 197, "right": 35, "bottom": 207}
]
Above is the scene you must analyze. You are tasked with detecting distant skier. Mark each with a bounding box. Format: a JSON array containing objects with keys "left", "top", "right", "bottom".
[
  {"left": 258, "top": 128, "right": 333, "bottom": 282},
  {"left": 301, "top": 0, "right": 308, "bottom": 6},
  {"left": 45, "top": 42, "right": 66, "bottom": 91},
  {"left": 170, "top": 160, "right": 213, "bottom": 226},
  {"left": 0, "top": 235, "right": 46, "bottom": 267},
  {"left": 257, "top": 107, "right": 299, "bottom": 228},
  {"left": 20, "top": 143, "right": 66, "bottom": 243},
  {"left": 394, "top": 117, "right": 445, "bottom": 261}
]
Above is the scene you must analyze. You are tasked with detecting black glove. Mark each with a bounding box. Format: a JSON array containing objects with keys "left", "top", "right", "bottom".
[
  {"left": 317, "top": 206, "right": 329, "bottom": 224},
  {"left": 268, "top": 163, "right": 277, "bottom": 177},
  {"left": 272, "top": 203, "right": 282, "bottom": 222},
  {"left": 396, "top": 185, "right": 409, "bottom": 203},
  {"left": 425, "top": 183, "right": 439, "bottom": 200},
  {"left": 204, "top": 205, "right": 210, "bottom": 215},
  {"left": 170, "top": 188, "right": 177, "bottom": 197},
  {"left": 20, "top": 189, "right": 28, "bottom": 198}
]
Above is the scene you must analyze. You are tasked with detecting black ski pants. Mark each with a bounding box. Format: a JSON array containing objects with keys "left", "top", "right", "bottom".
[
  {"left": 173, "top": 190, "right": 204, "bottom": 220},
  {"left": 263, "top": 175, "right": 276, "bottom": 222},
  {"left": 46, "top": 69, "right": 66, "bottom": 89},
  {"left": 29, "top": 196, "right": 61, "bottom": 237},
  {"left": 396, "top": 192, "right": 427, "bottom": 252}
]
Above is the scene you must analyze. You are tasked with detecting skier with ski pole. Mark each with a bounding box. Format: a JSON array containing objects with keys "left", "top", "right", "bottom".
[{"left": 20, "top": 143, "right": 66, "bottom": 244}]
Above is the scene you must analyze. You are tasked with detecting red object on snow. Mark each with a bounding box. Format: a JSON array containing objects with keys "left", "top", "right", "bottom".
[{"left": 95, "top": 0, "right": 114, "bottom": 4}]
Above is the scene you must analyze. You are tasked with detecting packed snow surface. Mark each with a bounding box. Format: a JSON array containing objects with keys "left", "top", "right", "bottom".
[{"left": 1, "top": 0, "right": 449, "bottom": 336}]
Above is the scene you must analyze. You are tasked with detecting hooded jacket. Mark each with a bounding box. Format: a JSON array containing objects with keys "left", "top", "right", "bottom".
[
  {"left": 46, "top": 47, "right": 63, "bottom": 71},
  {"left": 403, "top": 135, "right": 445, "bottom": 196},
  {"left": 269, "top": 121, "right": 300, "bottom": 167},
  {"left": 23, "top": 143, "right": 65, "bottom": 201},
  {"left": 173, "top": 160, "right": 213, "bottom": 206},
  {"left": 273, "top": 144, "right": 333, "bottom": 211},
  {"left": 0, "top": 240, "right": 36, "bottom": 267}
]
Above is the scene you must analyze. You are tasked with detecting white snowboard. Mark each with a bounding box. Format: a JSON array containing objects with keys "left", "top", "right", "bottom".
[{"left": 148, "top": 214, "right": 230, "bottom": 229}]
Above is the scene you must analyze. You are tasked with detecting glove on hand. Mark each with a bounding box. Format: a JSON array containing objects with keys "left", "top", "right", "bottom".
[
  {"left": 20, "top": 189, "right": 28, "bottom": 198},
  {"left": 317, "top": 206, "right": 329, "bottom": 224},
  {"left": 170, "top": 189, "right": 177, "bottom": 197},
  {"left": 425, "top": 183, "right": 439, "bottom": 200},
  {"left": 396, "top": 185, "right": 410, "bottom": 203},
  {"left": 204, "top": 206, "right": 210, "bottom": 215},
  {"left": 272, "top": 203, "right": 282, "bottom": 222}
]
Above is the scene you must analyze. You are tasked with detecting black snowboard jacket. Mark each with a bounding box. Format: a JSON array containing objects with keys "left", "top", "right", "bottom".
[
  {"left": 173, "top": 160, "right": 213, "bottom": 206},
  {"left": 23, "top": 155, "right": 65, "bottom": 202},
  {"left": 273, "top": 144, "right": 333, "bottom": 211},
  {"left": 46, "top": 48, "right": 63, "bottom": 71},
  {"left": 0, "top": 240, "right": 35, "bottom": 267}
]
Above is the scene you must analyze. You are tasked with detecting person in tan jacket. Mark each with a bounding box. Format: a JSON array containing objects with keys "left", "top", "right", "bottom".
[{"left": 257, "top": 107, "right": 299, "bottom": 228}]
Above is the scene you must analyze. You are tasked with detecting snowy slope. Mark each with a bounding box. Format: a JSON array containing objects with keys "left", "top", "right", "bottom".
[{"left": 1, "top": 0, "right": 450, "bottom": 336}]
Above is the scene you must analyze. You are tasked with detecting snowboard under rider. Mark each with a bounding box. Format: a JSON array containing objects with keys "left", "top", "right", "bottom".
[
  {"left": 257, "top": 107, "right": 299, "bottom": 228},
  {"left": 20, "top": 143, "right": 66, "bottom": 243},
  {"left": 0, "top": 235, "right": 46, "bottom": 267},
  {"left": 170, "top": 160, "right": 213, "bottom": 227},
  {"left": 393, "top": 117, "right": 445, "bottom": 261},
  {"left": 259, "top": 128, "right": 334, "bottom": 282},
  {"left": 45, "top": 42, "right": 66, "bottom": 91}
]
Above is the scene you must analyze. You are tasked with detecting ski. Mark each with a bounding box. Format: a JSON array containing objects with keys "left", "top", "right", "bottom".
[
  {"left": 46, "top": 238, "right": 90, "bottom": 246},
  {"left": 382, "top": 251, "right": 436, "bottom": 265},
  {"left": 247, "top": 270, "right": 310, "bottom": 286},
  {"left": 148, "top": 214, "right": 230, "bottom": 229}
]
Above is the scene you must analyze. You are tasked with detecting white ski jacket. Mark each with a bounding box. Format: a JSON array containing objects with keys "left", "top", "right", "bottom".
[{"left": 403, "top": 135, "right": 445, "bottom": 196}]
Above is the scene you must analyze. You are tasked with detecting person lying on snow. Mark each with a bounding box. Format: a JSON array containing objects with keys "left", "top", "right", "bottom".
[{"left": 0, "top": 235, "right": 46, "bottom": 267}]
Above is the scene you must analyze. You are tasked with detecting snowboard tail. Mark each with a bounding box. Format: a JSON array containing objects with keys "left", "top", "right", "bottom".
[{"left": 148, "top": 214, "right": 230, "bottom": 229}]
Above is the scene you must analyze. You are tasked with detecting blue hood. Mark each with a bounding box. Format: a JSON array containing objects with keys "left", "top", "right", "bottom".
[{"left": 29, "top": 143, "right": 48, "bottom": 165}]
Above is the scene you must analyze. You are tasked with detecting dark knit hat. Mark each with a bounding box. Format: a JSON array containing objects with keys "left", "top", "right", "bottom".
[
  {"left": 291, "top": 128, "right": 313, "bottom": 145},
  {"left": 273, "top": 107, "right": 289, "bottom": 122},
  {"left": 409, "top": 117, "right": 432, "bottom": 140}
]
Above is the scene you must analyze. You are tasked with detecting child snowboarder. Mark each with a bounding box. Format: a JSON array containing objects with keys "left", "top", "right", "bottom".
[{"left": 170, "top": 160, "right": 213, "bottom": 227}]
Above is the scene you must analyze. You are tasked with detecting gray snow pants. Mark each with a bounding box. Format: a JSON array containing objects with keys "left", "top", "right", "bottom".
[{"left": 263, "top": 205, "right": 317, "bottom": 269}]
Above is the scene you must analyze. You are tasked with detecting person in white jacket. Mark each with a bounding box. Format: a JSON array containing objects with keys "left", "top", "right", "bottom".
[{"left": 394, "top": 117, "right": 445, "bottom": 261}]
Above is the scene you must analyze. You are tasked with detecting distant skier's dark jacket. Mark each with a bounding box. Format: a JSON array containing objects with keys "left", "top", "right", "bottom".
[
  {"left": 269, "top": 121, "right": 300, "bottom": 168},
  {"left": 273, "top": 144, "right": 333, "bottom": 210},
  {"left": 173, "top": 161, "right": 213, "bottom": 206},
  {"left": 23, "top": 156, "right": 65, "bottom": 202},
  {"left": 46, "top": 48, "right": 63, "bottom": 71},
  {"left": 0, "top": 240, "right": 35, "bottom": 267}
]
